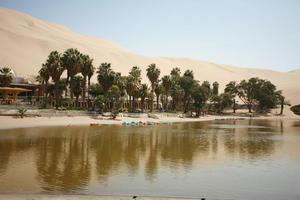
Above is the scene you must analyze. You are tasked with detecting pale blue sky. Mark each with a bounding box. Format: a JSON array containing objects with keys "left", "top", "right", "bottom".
[{"left": 1, "top": 0, "right": 300, "bottom": 71}]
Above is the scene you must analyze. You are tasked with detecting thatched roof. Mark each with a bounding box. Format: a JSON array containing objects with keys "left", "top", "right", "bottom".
[{"left": 0, "top": 87, "right": 31, "bottom": 92}]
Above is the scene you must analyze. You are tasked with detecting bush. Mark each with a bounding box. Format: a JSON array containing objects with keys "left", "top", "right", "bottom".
[
  {"left": 17, "top": 107, "right": 27, "bottom": 118},
  {"left": 290, "top": 105, "right": 300, "bottom": 115}
]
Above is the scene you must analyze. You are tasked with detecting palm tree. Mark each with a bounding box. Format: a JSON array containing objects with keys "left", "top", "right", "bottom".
[
  {"left": 61, "top": 48, "right": 82, "bottom": 99},
  {"left": 87, "top": 64, "right": 95, "bottom": 102},
  {"left": 81, "top": 54, "right": 93, "bottom": 102},
  {"left": 97, "top": 63, "right": 116, "bottom": 111},
  {"left": 162, "top": 75, "right": 172, "bottom": 111},
  {"left": 180, "top": 70, "right": 195, "bottom": 113},
  {"left": 126, "top": 75, "right": 138, "bottom": 112},
  {"left": 38, "top": 64, "right": 50, "bottom": 107},
  {"left": 46, "top": 51, "right": 64, "bottom": 109},
  {"left": 97, "top": 63, "right": 115, "bottom": 93},
  {"left": 146, "top": 64, "right": 160, "bottom": 112},
  {"left": 139, "top": 84, "right": 149, "bottom": 113},
  {"left": 212, "top": 81, "right": 219, "bottom": 96},
  {"left": 128, "top": 66, "right": 141, "bottom": 112},
  {"left": 225, "top": 81, "right": 238, "bottom": 113},
  {"left": 0, "top": 67, "right": 13, "bottom": 87},
  {"left": 154, "top": 83, "right": 162, "bottom": 111},
  {"left": 171, "top": 67, "right": 181, "bottom": 77},
  {"left": 71, "top": 75, "right": 83, "bottom": 103}
]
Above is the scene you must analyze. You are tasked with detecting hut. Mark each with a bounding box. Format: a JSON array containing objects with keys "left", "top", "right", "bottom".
[{"left": 0, "top": 87, "right": 32, "bottom": 105}]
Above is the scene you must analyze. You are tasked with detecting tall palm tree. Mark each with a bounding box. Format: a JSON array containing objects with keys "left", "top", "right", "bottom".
[
  {"left": 87, "top": 64, "right": 95, "bottom": 102},
  {"left": 126, "top": 75, "right": 138, "bottom": 112},
  {"left": 162, "top": 75, "right": 172, "bottom": 111},
  {"left": 128, "top": 66, "right": 141, "bottom": 112},
  {"left": 154, "top": 83, "right": 162, "bottom": 111},
  {"left": 61, "top": 48, "right": 82, "bottom": 99},
  {"left": 212, "top": 81, "right": 219, "bottom": 96},
  {"left": 47, "top": 51, "right": 65, "bottom": 109},
  {"left": 0, "top": 67, "right": 13, "bottom": 87},
  {"left": 139, "top": 84, "right": 149, "bottom": 113},
  {"left": 38, "top": 64, "right": 50, "bottom": 106},
  {"left": 71, "top": 75, "right": 83, "bottom": 103},
  {"left": 81, "top": 54, "right": 93, "bottom": 102},
  {"left": 146, "top": 64, "right": 160, "bottom": 112},
  {"left": 97, "top": 63, "right": 115, "bottom": 93}
]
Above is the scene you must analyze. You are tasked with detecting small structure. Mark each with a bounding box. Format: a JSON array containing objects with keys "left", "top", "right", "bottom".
[{"left": 0, "top": 87, "right": 32, "bottom": 105}]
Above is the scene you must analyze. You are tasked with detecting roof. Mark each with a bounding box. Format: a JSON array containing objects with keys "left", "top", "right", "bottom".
[{"left": 0, "top": 87, "right": 32, "bottom": 92}]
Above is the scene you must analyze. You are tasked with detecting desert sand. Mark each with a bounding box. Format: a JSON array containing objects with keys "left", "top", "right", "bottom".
[{"left": 0, "top": 7, "right": 299, "bottom": 105}]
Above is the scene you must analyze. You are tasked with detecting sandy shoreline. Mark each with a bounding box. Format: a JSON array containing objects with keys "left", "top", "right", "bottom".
[
  {"left": 0, "top": 114, "right": 241, "bottom": 130},
  {"left": 0, "top": 112, "right": 299, "bottom": 130},
  {"left": 0, "top": 195, "right": 211, "bottom": 200}
]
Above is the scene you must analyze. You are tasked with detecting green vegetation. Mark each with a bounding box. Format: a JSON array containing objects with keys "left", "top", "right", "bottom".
[
  {"left": 17, "top": 107, "right": 27, "bottom": 118},
  {"left": 291, "top": 105, "right": 300, "bottom": 115},
  {"left": 18, "top": 49, "right": 283, "bottom": 117},
  {"left": 0, "top": 67, "right": 13, "bottom": 87}
]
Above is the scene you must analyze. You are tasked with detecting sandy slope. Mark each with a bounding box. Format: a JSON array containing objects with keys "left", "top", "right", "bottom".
[{"left": 0, "top": 7, "right": 299, "bottom": 104}]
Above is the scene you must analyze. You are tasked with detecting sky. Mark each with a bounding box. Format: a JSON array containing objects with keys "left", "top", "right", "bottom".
[{"left": 0, "top": 0, "right": 300, "bottom": 72}]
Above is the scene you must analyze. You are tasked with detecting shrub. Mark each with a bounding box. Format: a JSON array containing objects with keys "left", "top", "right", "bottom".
[
  {"left": 290, "top": 105, "right": 300, "bottom": 115},
  {"left": 17, "top": 107, "right": 27, "bottom": 118}
]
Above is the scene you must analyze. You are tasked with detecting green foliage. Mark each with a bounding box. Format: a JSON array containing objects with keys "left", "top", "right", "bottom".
[
  {"left": 71, "top": 75, "right": 83, "bottom": 101},
  {"left": 212, "top": 81, "right": 219, "bottom": 96},
  {"left": 146, "top": 63, "right": 161, "bottom": 112},
  {"left": 211, "top": 93, "right": 233, "bottom": 113},
  {"left": 180, "top": 70, "right": 196, "bottom": 113},
  {"left": 291, "top": 105, "right": 300, "bottom": 115},
  {"left": 89, "top": 83, "right": 103, "bottom": 98},
  {"left": 97, "top": 63, "right": 116, "bottom": 93},
  {"left": 61, "top": 48, "right": 82, "bottom": 81},
  {"left": 225, "top": 77, "right": 279, "bottom": 112},
  {"left": 0, "top": 67, "right": 13, "bottom": 87},
  {"left": 111, "top": 98, "right": 124, "bottom": 119},
  {"left": 139, "top": 84, "right": 149, "bottom": 112},
  {"left": 201, "top": 81, "right": 212, "bottom": 97},
  {"left": 191, "top": 84, "right": 209, "bottom": 116},
  {"left": 17, "top": 107, "right": 27, "bottom": 118},
  {"left": 94, "top": 95, "right": 106, "bottom": 113}
]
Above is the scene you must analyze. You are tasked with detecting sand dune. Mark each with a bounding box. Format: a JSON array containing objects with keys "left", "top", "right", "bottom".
[{"left": 0, "top": 7, "right": 299, "bottom": 104}]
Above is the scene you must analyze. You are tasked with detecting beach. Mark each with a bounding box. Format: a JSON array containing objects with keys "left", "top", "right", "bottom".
[
  {"left": 0, "top": 195, "right": 207, "bottom": 200},
  {"left": 0, "top": 108, "right": 299, "bottom": 130}
]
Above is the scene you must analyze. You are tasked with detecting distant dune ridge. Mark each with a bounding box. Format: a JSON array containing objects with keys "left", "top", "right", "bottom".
[{"left": 0, "top": 7, "right": 299, "bottom": 104}]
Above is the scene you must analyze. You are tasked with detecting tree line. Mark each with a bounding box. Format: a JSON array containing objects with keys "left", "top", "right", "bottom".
[{"left": 1, "top": 48, "right": 289, "bottom": 116}]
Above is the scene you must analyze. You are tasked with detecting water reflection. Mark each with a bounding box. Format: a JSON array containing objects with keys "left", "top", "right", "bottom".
[{"left": 0, "top": 119, "right": 299, "bottom": 194}]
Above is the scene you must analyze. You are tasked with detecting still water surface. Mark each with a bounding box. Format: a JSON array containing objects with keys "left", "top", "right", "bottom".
[{"left": 0, "top": 119, "right": 300, "bottom": 199}]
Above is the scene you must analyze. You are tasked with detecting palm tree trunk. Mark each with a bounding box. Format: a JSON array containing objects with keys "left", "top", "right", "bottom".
[
  {"left": 129, "top": 96, "right": 132, "bottom": 112},
  {"left": 150, "top": 91, "right": 153, "bottom": 112},
  {"left": 280, "top": 99, "right": 284, "bottom": 115},
  {"left": 156, "top": 95, "right": 159, "bottom": 111},
  {"left": 165, "top": 93, "right": 168, "bottom": 111},
  {"left": 87, "top": 78, "right": 91, "bottom": 100},
  {"left": 55, "top": 83, "right": 59, "bottom": 109},
  {"left": 141, "top": 98, "right": 145, "bottom": 113},
  {"left": 133, "top": 96, "right": 136, "bottom": 112},
  {"left": 83, "top": 76, "right": 87, "bottom": 102},
  {"left": 233, "top": 99, "right": 236, "bottom": 113},
  {"left": 70, "top": 76, "right": 74, "bottom": 100},
  {"left": 248, "top": 104, "right": 252, "bottom": 113},
  {"left": 45, "top": 81, "right": 48, "bottom": 108}
]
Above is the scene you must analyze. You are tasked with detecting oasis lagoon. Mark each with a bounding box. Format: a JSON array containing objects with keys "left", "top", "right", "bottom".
[{"left": 0, "top": 119, "right": 300, "bottom": 200}]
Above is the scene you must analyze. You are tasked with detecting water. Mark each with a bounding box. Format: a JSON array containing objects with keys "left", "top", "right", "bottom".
[{"left": 0, "top": 119, "right": 300, "bottom": 199}]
